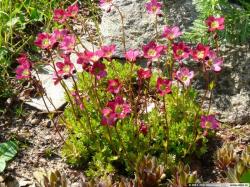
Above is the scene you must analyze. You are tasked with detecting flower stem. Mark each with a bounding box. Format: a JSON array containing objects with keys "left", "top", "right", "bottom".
[{"left": 114, "top": 125, "right": 134, "bottom": 168}]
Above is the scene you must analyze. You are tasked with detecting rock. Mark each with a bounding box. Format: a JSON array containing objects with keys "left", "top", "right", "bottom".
[
  {"left": 100, "top": 0, "right": 165, "bottom": 57},
  {"left": 164, "top": 0, "right": 198, "bottom": 29},
  {"left": 18, "top": 179, "right": 33, "bottom": 187},
  {"left": 210, "top": 44, "right": 250, "bottom": 124},
  {"left": 100, "top": 0, "right": 197, "bottom": 57},
  {"left": 0, "top": 176, "right": 4, "bottom": 182},
  {"left": 71, "top": 182, "right": 81, "bottom": 187},
  {"left": 31, "top": 118, "right": 40, "bottom": 126}
]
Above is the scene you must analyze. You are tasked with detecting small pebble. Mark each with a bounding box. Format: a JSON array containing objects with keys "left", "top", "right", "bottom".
[
  {"left": 0, "top": 176, "right": 4, "bottom": 182},
  {"left": 234, "top": 125, "right": 241, "bottom": 129},
  {"left": 31, "top": 118, "right": 40, "bottom": 125}
]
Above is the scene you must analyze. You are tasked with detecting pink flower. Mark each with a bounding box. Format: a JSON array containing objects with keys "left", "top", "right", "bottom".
[
  {"left": 56, "top": 55, "right": 75, "bottom": 77},
  {"left": 205, "top": 50, "right": 223, "bottom": 72},
  {"left": 107, "top": 79, "right": 122, "bottom": 94},
  {"left": 156, "top": 77, "right": 172, "bottom": 96},
  {"left": 175, "top": 67, "right": 194, "bottom": 87},
  {"left": 142, "top": 41, "right": 165, "bottom": 61},
  {"left": 137, "top": 68, "right": 152, "bottom": 80},
  {"left": 139, "top": 122, "right": 148, "bottom": 135},
  {"left": 173, "top": 42, "right": 190, "bottom": 60},
  {"left": 145, "top": 0, "right": 163, "bottom": 15},
  {"left": 101, "top": 44, "right": 116, "bottom": 59},
  {"left": 71, "top": 91, "right": 84, "bottom": 110},
  {"left": 125, "top": 49, "right": 140, "bottom": 62},
  {"left": 52, "top": 72, "right": 62, "bottom": 85},
  {"left": 107, "top": 96, "right": 131, "bottom": 119},
  {"left": 90, "top": 62, "right": 107, "bottom": 80},
  {"left": 192, "top": 43, "right": 210, "bottom": 61},
  {"left": 200, "top": 115, "right": 219, "bottom": 129},
  {"left": 16, "top": 53, "right": 30, "bottom": 65},
  {"left": 34, "top": 33, "right": 56, "bottom": 49},
  {"left": 53, "top": 9, "right": 67, "bottom": 23},
  {"left": 206, "top": 16, "right": 225, "bottom": 32},
  {"left": 77, "top": 52, "right": 93, "bottom": 72},
  {"left": 101, "top": 108, "right": 117, "bottom": 126},
  {"left": 162, "top": 26, "right": 182, "bottom": 40},
  {"left": 59, "top": 34, "right": 76, "bottom": 54},
  {"left": 99, "top": 0, "right": 113, "bottom": 11},
  {"left": 51, "top": 29, "right": 69, "bottom": 43},
  {"left": 15, "top": 63, "right": 31, "bottom": 80},
  {"left": 101, "top": 96, "right": 131, "bottom": 126},
  {"left": 66, "top": 3, "right": 79, "bottom": 18},
  {"left": 79, "top": 50, "right": 104, "bottom": 63}
]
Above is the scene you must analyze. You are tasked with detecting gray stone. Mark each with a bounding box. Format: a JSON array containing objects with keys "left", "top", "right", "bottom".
[
  {"left": 100, "top": 0, "right": 197, "bottom": 57},
  {"left": 164, "top": 0, "right": 198, "bottom": 29},
  {"left": 210, "top": 44, "right": 250, "bottom": 124},
  {"left": 100, "top": 0, "right": 165, "bottom": 57}
]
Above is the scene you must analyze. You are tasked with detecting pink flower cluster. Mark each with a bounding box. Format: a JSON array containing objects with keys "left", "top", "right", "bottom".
[
  {"left": 77, "top": 45, "right": 116, "bottom": 80},
  {"left": 53, "top": 3, "right": 79, "bottom": 23},
  {"left": 15, "top": 54, "right": 32, "bottom": 80},
  {"left": 101, "top": 96, "right": 131, "bottom": 126},
  {"left": 34, "top": 29, "right": 75, "bottom": 54}
]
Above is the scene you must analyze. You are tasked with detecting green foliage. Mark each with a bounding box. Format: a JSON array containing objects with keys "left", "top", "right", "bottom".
[
  {"left": 62, "top": 61, "right": 207, "bottom": 179},
  {"left": 0, "top": 140, "right": 18, "bottom": 173},
  {"left": 183, "top": 0, "right": 250, "bottom": 44}
]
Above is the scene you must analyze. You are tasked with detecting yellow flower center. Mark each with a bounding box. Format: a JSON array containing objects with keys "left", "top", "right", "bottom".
[
  {"left": 177, "top": 49, "right": 183, "bottom": 56},
  {"left": 115, "top": 105, "right": 123, "bottom": 114},
  {"left": 152, "top": 6, "right": 158, "bottom": 13},
  {"left": 182, "top": 76, "right": 188, "bottom": 81},
  {"left": 160, "top": 84, "right": 166, "bottom": 90},
  {"left": 197, "top": 51, "right": 204, "bottom": 59},
  {"left": 42, "top": 39, "right": 50, "bottom": 47},
  {"left": 106, "top": 52, "right": 112, "bottom": 58},
  {"left": 148, "top": 49, "right": 157, "bottom": 57},
  {"left": 168, "top": 33, "right": 175, "bottom": 39},
  {"left": 22, "top": 69, "right": 30, "bottom": 76},
  {"left": 205, "top": 121, "right": 212, "bottom": 128},
  {"left": 63, "top": 65, "right": 71, "bottom": 73},
  {"left": 91, "top": 55, "right": 99, "bottom": 62},
  {"left": 211, "top": 21, "right": 219, "bottom": 29}
]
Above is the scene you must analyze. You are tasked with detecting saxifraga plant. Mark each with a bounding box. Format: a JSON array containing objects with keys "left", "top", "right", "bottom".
[
  {"left": 215, "top": 144, "right": 238, "bottom": 170},
  {"left": 15, "top": 0, "right": 225, "bottom": 181}
]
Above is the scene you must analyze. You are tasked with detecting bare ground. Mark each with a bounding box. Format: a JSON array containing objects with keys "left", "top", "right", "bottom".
[{"left": 0, "top": 103, "right": 249, "bottom": 186}]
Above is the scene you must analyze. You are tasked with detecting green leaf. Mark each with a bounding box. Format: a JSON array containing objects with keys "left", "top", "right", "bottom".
[
  {"left": 30, "top": 8, "right": 43, "bottom": 22},
  {"left": 6, "top": 17, "right": 20, "bottom": 28},
  {"left": 240, "top": 169, "right": 250, "bottom": 183},
  {"left": 0, "top": 141, "right": 18, "bottom": 173},
  {"left": 0, "top": 160, "right": 6, "bottom": 173}
]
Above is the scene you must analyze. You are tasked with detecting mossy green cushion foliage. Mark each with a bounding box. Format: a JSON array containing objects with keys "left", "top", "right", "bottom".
[{"left": 62, "top": 60, "right": 207, "bottom": 178}]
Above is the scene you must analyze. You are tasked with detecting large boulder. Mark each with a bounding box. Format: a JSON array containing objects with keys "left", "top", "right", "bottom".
[
  {"left": 100, "top": 0, "right": 197, "bottom": 57},
  {"left": 211, "top": 44, "right": 250, "bottom": 124}
]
